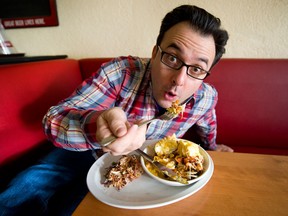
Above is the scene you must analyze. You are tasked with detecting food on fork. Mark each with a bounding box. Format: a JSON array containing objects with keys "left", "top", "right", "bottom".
[
  {"left": 145, "top": 134, "right": 204, "bottom": 182},
  {"left": 166, "top": 100, "right": 185, "bottom": 118},
  {"left": 103, "top": 154, "right": 144, "bottom": 190}
]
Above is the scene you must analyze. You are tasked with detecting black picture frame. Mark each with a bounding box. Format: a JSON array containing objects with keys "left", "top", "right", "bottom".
[{"left": 0, "top": 0, "right": 59, "bottom": 29}]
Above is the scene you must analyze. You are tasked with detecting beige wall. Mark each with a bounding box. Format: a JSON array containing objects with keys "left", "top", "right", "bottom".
[{"left": 4, "top": 0, "right": 288, "bottom": 59}]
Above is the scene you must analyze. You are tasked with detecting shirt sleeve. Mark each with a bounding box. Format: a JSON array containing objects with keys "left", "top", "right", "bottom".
[
  {"left": 42, "top": 59, "right": 122, "bottom": 151},
  {"left": 194, "top": 84, "right": 218, "bottom": 150},
  {"left": 195, "top": 107, "right": 217, "bottom": 150}
]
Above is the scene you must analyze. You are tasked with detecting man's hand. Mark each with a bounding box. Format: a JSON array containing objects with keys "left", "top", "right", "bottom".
[
  {"left": 96, "top": 107, "right": 146, "bottom": 155},
  {"left": 216, "top": 144, "right": 234, "bottom": 152}
]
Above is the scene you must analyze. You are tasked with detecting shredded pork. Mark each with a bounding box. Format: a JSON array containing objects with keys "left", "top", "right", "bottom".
[{"left": 103, "top": 155, "right": 144, "bottom": 190}]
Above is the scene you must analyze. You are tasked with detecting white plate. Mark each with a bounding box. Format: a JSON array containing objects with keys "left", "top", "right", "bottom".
[{"left": 86, "top": 140, "right": 214, "bottom": 209}]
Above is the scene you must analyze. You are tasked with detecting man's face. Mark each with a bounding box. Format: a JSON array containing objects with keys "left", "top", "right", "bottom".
[{"left": 150, "top": 22, "right": 216, "bottom": 108}]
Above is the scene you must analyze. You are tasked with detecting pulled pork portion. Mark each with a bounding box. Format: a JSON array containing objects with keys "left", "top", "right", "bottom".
[{"left": 103, "top": 155, "right": 143, "bottom": 190}]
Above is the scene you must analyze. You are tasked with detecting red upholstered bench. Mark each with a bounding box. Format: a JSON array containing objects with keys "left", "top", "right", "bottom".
[
  {"left": 206, "top": 59, "right": 288, "bottom": 155},
  {"left": 1, "top": 57, "right": 287, "bottom": 175},
  {"left": 0, "top": 59, "right": 82, "bottom": 170}
]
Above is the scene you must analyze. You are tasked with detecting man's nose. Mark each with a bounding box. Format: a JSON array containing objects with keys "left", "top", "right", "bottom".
[{"left": 172, "top": 66, "right": 186, "bottom": 86}]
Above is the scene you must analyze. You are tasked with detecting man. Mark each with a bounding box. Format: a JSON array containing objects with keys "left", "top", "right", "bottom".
[
  {"left": 43, "top": 5, "right": 233, "bottom": 155},
  {"left": 0, "top": 5, "right": 232, "bottom": 216}
]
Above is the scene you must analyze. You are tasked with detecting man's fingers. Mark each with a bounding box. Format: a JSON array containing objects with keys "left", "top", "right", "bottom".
[
  {"left": 216, "top": 144, "right": 234, "bottom": 152},
  {"left": 101, "top": 125, "right": 141, "bottom": 155},
  {"left": 96, "top": 107, "right": 128, "bottom": 141},
  {"left": 103, "top": 108, "right": 128, "bottom": 137}
]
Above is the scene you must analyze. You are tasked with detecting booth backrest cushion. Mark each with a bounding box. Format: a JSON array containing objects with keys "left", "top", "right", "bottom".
[
  {"left": 205, "top": 59, "right": 288, "bottom": 155},
  {"left": 0, "top": 59, "right": 82, "bottom": 166}
]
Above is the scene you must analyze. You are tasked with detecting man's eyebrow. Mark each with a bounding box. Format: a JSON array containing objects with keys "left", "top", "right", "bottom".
[
  {"left": 167, "top": 43, "right": 181, "bottom": 51},
  {"left": 199, "top": 57, "right": 209, "bottom": 66},
  {"left": 167, "top": 43, "right": 209, "bottom": 66}
]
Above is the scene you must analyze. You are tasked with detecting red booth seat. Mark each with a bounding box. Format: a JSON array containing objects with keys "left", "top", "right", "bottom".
[{"left": 1, "top": 57, "right": 287, "bottom": 172}]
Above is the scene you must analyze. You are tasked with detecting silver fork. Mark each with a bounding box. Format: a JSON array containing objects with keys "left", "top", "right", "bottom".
[
  {"left": 99, "top": 110, "right": 178, "bottom": 146},
  {"left": 134, "top": 148, "right": 187, "bottom": 184}
]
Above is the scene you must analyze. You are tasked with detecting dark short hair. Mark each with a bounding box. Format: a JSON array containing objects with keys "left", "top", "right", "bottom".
[{"left": 156, "top": 5, "right": 229, "bottom": 67}]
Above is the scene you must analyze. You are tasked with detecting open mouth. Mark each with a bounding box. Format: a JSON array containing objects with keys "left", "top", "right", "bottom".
[
  {"left": 165, "top": 91, "right": 177, "bottom": 101},
  {"left": 168, "top": 91, "right": 177, "bottom": 97}
]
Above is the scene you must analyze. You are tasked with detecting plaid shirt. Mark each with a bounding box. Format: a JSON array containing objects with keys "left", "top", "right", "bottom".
[{"left": 43, "top": 56, "right": 218, "bottom": 151}]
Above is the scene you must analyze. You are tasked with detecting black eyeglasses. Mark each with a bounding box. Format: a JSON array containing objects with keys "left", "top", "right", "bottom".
[{"left": 158, "top": 46, "right": 210, "bottom": 80}]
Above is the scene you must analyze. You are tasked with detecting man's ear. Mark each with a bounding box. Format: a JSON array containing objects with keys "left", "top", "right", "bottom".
[{"left": 151, "top": 45, "right": 158, "bottom": 60}]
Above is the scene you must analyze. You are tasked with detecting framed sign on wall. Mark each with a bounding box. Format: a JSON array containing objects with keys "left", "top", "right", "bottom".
[{"left": 0, "top": 0, "right": 58, "bottom": 29}]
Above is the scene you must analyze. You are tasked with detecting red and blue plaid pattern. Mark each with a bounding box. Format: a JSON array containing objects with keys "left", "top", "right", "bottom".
[{"left": 43, "top": 56, "right": 218, "bottom": 151}]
